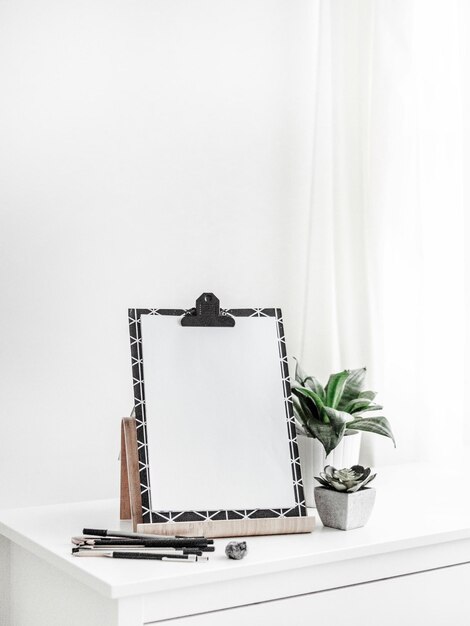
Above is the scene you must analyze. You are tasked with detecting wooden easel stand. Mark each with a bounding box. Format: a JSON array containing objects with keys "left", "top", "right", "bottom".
[{"left": 120, "top": 418, "right": 315, "bottom": 537}]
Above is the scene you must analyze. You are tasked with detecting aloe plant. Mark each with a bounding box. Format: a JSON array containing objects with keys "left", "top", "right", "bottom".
[
  {"left": 292, "top": 361, "right": 395, "bottom": 455},
  {"left": 315, "top": 465, "right": 376, "bottom": 493}
]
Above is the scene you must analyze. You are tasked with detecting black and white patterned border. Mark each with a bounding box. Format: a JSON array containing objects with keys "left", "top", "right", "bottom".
[{"left": 128, "top": 307, "right": 306, "bottom": 523}]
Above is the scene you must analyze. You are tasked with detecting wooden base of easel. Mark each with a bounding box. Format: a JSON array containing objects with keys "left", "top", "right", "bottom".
[{"left": 120, "top": 417, "right": 315, "bottom": 537}]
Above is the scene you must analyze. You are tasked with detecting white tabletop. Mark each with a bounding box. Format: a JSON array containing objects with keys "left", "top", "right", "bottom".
[{"left": 1, "top": 463, "right": 469, "bottom": 600}]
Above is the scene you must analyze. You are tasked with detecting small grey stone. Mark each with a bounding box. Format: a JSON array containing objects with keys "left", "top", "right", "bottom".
[{"left": 225, "top": 541, "right": 247, "bottom": 560}]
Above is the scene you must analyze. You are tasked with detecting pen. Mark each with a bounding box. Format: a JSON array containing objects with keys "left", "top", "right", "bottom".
[
  {"left": 82, "top": 529, "right": 213, "bottom": 547},
  {"left": 72, "top": 550, "right": 208, "bottom": 562},
  {"left": 72, "top": 546, "right": 204, "bottom": 556},
  {"left": 72, "top": 537, "right": 215, "bottom": 552},
  {"left": 72, "top": 537, "right": 144, "bottom": 545}
]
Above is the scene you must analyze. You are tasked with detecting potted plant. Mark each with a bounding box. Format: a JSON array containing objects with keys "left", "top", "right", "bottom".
[
  {"left": 292, "top": 361, "right": 394, "bottom": 506},
  {"left": 314, "top": 465, "right": 377, "bottom": 530}
]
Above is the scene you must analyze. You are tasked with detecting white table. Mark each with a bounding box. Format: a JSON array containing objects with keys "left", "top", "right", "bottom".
[{"left": 1, "top": 463, "right": 470, "bottom": 626}]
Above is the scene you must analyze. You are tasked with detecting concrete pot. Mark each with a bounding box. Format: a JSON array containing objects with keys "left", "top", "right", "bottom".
[
  {"left": 314, "top": 486, "right": 376, "bottom": 530},
  {"left": 298, "top": 432, "right": 362, "bottom": 508}
]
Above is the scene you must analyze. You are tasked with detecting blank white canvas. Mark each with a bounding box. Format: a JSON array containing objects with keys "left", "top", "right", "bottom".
[{"left": 141, "top": 314, "right": 296, "bottom": 512}]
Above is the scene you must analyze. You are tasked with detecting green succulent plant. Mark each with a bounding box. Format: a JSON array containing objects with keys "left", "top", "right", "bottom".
[
  {"left": 292, "top": 361, "right": 395, "bottom": 455},
  {"left": 315, "top": 465, "right": 376, "bottom": 493}
]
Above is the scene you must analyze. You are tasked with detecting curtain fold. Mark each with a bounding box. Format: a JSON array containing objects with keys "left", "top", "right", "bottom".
[{"left": 299, "top": 0, "right": 465, "bottom": 465}]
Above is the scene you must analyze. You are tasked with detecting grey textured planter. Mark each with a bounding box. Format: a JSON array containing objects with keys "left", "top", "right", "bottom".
[{"left": 314, "top": 487, "right": 376, "bottom": 530}]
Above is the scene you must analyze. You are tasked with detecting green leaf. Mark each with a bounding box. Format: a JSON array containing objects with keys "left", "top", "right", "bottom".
[
  {"left": 307, "top": 420, "right": 345, "bottom": 456},
  {"left": 325, "top": 370, "right": 350, "bottom": 409},
  {"left": 346, "top": 416, "right": 396, "bottom": 446},
  {"left": 292, "top": 359, "right": 326, "bottom": 401},
  {"left": 322, "top": 406, "right": 352, "bottom": 436},
  {"left": 292, "top": 394, "right": 306, "bottom": 420},
  {"left": 346, "top": 398, "right": 383, "bottom": 415},
  {"left": 344, "top": 397, "right": 373, "bottom": 414},
  {"left": 295, "top": 423, "right": 307, "bottom": 436},
  {"left": 359, "top": 390, "right": 377, "bottom": 401},
  {"left": 293, "top": 357, "right": 308, "bottom": 384},
  {"left": 293, "top": 394, "right": 326, "bottom": 439},
  {"left": 300, "top": 393, "right": 322, "bottom": 423},
  {"left": 296, "top": 392, "right": 323, "bottom": 422},
  {"left": 350, "top": 465, "right": 368, "bottom": 473},
  {"left": 348, "top": 472, "right": 377, "bottom": 492},
  {"left": 337, "top": 368, "right": 367, "bottom": 410},
  {"left": 361, "top": 473, "right": 377, "bottom": 488},
  {"left": 294, "top": 387, "right": 325, "bottom": 414},
  {"left": 303, "top": 376, "right": 326, "bottom": 401},
  {"left": 352, "top": 466, "right": 371, "bottom": 480},
  {"left": 292, "top": 395, "right": 311, "bottom": 432},
  {"left": 314, "top": 475, "right": 331, "bottom": 488},
  {"left": 355, "top": 404, "right": 383, "bottom": 415},
  {"left": 328, "top": 479, "right": 348, "bottom": 491}
]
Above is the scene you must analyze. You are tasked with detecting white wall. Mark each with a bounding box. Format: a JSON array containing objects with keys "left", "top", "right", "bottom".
[
  {"left": 0, "top": 0, "right": 316, "bottom": 507},
  {"left": 462, "top": 1, "right": 470, "bottom": 447}
]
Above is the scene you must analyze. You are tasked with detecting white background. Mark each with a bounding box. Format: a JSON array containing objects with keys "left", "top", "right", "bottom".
[
  {"left": 2, "top": 0, "right": 470, "bottom": 510},
  {"left": 0, "top": 0, "right": 316, "bottom": 508}
]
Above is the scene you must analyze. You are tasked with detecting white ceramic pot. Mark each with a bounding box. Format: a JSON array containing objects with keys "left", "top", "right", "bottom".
[{"left": 297, "top": 431, "right": 362, "bottom": 508}]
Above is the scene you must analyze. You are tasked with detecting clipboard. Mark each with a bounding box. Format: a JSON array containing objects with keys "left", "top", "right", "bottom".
[{"left": 121, "top": 293, "right": 314, "bottom": 537}]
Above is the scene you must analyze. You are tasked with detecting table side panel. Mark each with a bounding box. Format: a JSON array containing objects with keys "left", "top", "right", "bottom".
[
  {"left": 142, "top": 537, "right": 470, "bottom": 622},
  {"left": 10, "top": 543, "right": 120, "bottom": 626},
  {"left": 0, "top": 536, "right": 10, "bottom": 626},
  {"left": 150, "top": 562, "right": 470, "bottom": 626}
]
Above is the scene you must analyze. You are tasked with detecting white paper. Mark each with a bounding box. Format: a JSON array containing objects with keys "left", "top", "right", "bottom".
[{"left": 141, "top": 314, "right": 296, "bottom": 512}]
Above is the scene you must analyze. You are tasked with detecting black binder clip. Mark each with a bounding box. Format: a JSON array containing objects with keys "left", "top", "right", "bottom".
[{"left": 181, "top": 293, "right": 235, "bottom": 327}]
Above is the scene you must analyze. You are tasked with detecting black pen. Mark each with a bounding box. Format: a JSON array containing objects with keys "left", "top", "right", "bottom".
[
  {"left": 82, "top": 528, "right": 213, "bottom": 547},
  {"left": 78, "top": 537, "right": 209, "bottom": 550},
  {"left": 73, "top": 537, "right": 143, "bottom": 546},
  {"left": 73, "top": 550, "right": 208, "bottom": 562},
  {"left": 72, "top": 546, "right": 204, "bottom": 556},
  {"left": 72, "top": 537, "right": 214, "bottom": 551}
]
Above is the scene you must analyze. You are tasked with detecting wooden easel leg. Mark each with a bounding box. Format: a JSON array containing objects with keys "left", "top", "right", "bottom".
[
  {"left": 122, "top": 418, "right": 143, "bottom": 530},
  {"left": 120, "top": 420, "right": 131, "bottom": 520}
]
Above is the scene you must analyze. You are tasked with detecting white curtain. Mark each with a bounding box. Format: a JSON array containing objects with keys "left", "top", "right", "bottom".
[{"left": 299, "top": 0, "right": 466, "bottom": 465}]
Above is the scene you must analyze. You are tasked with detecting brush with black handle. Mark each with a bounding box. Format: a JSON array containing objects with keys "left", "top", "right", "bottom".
[{"left": 73, "top": 549, "right": 208, "bottom": 562}]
